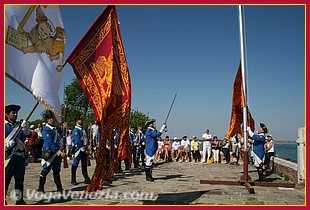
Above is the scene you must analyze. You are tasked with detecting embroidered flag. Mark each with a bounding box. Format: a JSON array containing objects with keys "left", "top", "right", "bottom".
[
  {"left": 225, "top": 63, "right": 254, "bottom": 139},
  {"left": 5, "top": 5, "right": 65, "bottom": 116},
  {"left": 66, "top": 5, "right": 131, "bottom": 192}
]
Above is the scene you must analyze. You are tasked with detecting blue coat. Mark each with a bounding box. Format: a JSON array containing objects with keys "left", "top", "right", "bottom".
[
  {"left": 5, "top": 121, "right": 29, "bottom": 159},
  {"left": 145, "top": 128, "right": 162, "bottom": 156},
  {"left": 5, "top": 120, "right": 30, "bottom": 180},
  {"left": 251, "top": 133, "right": 266, "bottom": 160},
  {"left": 42, "top": 123, "right": 63, "bottom": 155},
  {"left": 72, "top": 126, "right": 88, "bottom": 152}
]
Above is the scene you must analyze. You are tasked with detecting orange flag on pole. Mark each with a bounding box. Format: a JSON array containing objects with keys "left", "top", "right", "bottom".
[
  {"left": 66, "top": 6, "right": 131, "bottom": 192},
  {"left": 225, "top": 63, "right": 254, "bottom": 139}
]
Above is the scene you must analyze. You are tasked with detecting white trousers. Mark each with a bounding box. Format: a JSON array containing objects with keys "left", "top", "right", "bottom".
[
  {"left": 251, "top": 151, "right": 264, "bottom": 168},
  {"left": 145, "top": 154, "right": 154, "bottom": 167},
  {"left": 202, "top": 145, "right": 211, "bottom": 162},
  {"left": 212, "top": 149, "right": 220, "bottom": 162}
]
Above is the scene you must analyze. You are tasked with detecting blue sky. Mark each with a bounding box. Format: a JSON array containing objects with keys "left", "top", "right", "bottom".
[{"left": 5, "top": 5, "right": 305, "bottom": 141}]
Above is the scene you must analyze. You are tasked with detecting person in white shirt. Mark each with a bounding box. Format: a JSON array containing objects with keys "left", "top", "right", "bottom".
[
  {"left": 264, "top": 134, "right": 275, "bottom": 170},
  {"left": 66, "top": 130, "right": 73, "bottom": 159},
  {"left": 180, "top": 135, "right": 190, "bottom": 162},
  {"left": 172, "top": 137, "right": 181, "bottom": 161},
  {"left": 91, "top": 121, "right": 99, "bottom": 148},
  {"left": 202, "top": 129, "right": 212, "bottom": 162}
]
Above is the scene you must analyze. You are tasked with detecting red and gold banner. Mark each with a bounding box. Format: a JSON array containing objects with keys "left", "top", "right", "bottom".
[
  {"left": 67, "top": 6, "right": 131, "bottom": 192},
  {"left": 225, "top": 63, "right": 254, "bottom": 139}
]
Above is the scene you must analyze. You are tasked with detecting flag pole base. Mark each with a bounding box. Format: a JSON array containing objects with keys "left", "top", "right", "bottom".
[{"left": 200, "top": 151, "right": 295, "bottom": 194}]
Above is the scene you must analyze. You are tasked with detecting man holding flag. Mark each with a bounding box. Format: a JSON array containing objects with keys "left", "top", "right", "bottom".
[
  {"left": 5, "top": 4, "right": 66, "bottom": 200},
  {"left": 5, "top": 104, "right": 31, "bottom": 205},
  {"left": 247, "top": 123, "right": 268, "bottom": 181}
]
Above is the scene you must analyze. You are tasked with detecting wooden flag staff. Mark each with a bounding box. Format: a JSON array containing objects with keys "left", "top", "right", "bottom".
[{"left": 8, "top": 101, "right": 40, "bottom": 143}]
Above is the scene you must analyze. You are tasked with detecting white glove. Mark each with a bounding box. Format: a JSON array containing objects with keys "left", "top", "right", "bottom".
[
  {"left": 247, "top": 126, "right": 254, "bottom": 137},
  {"left": 6, "top": 140, "right": 16, "bottom": 148},
  {"left": 21, "top": 120, "right": 31, "bottom": 135},
  {"left": 159, "top": 124, "right": 167, "bottom": 133}
]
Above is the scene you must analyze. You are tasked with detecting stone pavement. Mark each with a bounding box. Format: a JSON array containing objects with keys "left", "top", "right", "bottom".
[{"left": 6, "top": 159, "right": 305, "bottom": 205}]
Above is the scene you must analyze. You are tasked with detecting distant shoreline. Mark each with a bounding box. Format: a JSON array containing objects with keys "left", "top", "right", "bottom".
[{"left": 273, "top": 140, "right": 297, "bottom": 144}]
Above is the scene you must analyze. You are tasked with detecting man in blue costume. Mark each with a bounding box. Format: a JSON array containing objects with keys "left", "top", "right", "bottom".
[
  {"left": 247, "top": 122, "right": 268, "bottom": 181},
  {"left": 71, "top": 116, "right": 90, "bottom": 185},
  {"left": 38, "top": 111, "right": 66, "bottom": 193},
  {"left": 144, "top": 119, "right": 167, "bottom": 182},
  {"left": 5, "top": 104, "right": 31, "bottom": 205}
]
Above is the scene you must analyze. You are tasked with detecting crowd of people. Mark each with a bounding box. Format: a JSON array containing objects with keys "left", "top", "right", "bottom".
[
  {"left": 5, "top": 103, "right": 275, "bottom": 205},
  {"left": 153, "top": 129, "right": 275, "bottom": 169}
]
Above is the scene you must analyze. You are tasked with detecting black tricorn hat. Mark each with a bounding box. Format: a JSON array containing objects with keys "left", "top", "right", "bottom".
[
  {"left": 5, "top": 104, "right": 21, "bottom": 113},
  {"left": 260, "top": 123, "right": 268, "bottom": 134},
  {"left": 145, "top": 119, "right": 156, "bottom": 127},
  {"left": 44, "top": 110, "right": 55, "bottom": 120},
  {"left": 75, "top": 115, "right": 82, "bottom": 121}
]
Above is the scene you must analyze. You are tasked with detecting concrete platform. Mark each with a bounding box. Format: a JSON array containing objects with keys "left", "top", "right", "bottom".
[{"left": 5, "top": 159, "right": 305, "bottom": 205}]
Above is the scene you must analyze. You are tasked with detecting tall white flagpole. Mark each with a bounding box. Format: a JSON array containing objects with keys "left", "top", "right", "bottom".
[
  {"left": 238, "top": 5, "right": 252, "bottom": 182},
  {"left": 238, "top": 5, "right": 248, "bottom": 151}
]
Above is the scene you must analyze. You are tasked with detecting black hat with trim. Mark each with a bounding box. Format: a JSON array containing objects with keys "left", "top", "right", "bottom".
[
  {"left": 44, "top": 110, "right": 55, "bottom": 120},
  {"left": 260, "top": 122, "right": 268, "bottom": 134},
  {"left": 145, "top": 119, "right": 156, "bottom": 127},
  {"left": 75, "top": 115, "right": 83, "bottom": 122},
  {"left": 5, "top": 104, "right": 21, "bottom": 113}
]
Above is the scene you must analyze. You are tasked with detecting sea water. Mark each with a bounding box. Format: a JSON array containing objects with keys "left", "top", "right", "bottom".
[{"left": 274, "top": 141, "right": 297, "bottom": 162}]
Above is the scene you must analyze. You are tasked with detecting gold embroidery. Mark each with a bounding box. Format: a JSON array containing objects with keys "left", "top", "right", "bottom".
[{"left": 6, "top": 6, "right": 65, "bottom": 64}]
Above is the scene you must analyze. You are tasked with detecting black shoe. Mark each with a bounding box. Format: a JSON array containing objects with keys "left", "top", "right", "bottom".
[
  {"left": 71, "top": 180, "right": 78, "bottom": 185},
  {"left": 15, "top": 199, "right": 27, "bottom": 205},
  {"left": 14, "top": 182, "right": 26, "bottom": 205},
  {"left": 84, "top": 177, "right": 90, "bottom": 184},
  {"left": 56, "top": 188, "right": 64, "bottom": 192},
  {"left": 116, "top": 169, "right": 123, "bottom": 174},
  {"left": 145, "top": 167, "right": 154, "bottom": 182},
  {"left": 146, "top": 176, "right": 154, "bottom": 182},
  {"left": 71, "top": 166, "right": 78, "bottom": 185},
  {"left": 53, "top": 174, "right": 63, "bottom": 192},
  {"left": 37, "top": 188, "right": 45, "bottom": 193},
  {"left": 256, "top": 178, "right": 266, "bottom": 182},
  {"left": 38, "top": 173, "right": 46, "bottom": 193}
]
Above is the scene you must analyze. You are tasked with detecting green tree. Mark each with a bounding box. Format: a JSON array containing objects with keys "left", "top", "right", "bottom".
[
  {"left": 39, "top": 76, "right": 149, "bottom": 132},
  {"left": 130, "top": 109, "right": 149, "bottom": 130},
  {"left": 29, "top": 119, "right": 44, "bottom": 128},
  {"left": 63, "top": 77, "right": 95, "bottom": 130}
]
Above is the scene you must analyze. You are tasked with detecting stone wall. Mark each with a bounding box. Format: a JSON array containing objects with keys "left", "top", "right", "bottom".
[{"left": 270, "top": 157, "right": 298, "bottom": 183}]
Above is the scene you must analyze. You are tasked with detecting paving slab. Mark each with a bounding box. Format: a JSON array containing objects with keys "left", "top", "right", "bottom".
[{"left": 5, "top": 159, "right": 305, "bottom": 205}]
